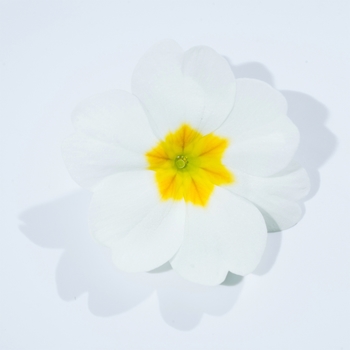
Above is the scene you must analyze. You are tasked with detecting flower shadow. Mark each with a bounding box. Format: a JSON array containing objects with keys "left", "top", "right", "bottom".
[
  {"left": 19, "top": 192, "right": 154, "bottom": 315},
  {"left": 228, "top": 60, "right": 337, "bottom": 275},
  {"left": 19, "top": 192, "right": 243, "bottom": 330},
  {"left": 19, "top": 61, "right": 336, "bottom": 330}
]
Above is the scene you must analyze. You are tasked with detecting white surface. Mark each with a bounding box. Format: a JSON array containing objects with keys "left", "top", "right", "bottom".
[{"left": 1, "top": 0, "right": 349, "bottom": 349}]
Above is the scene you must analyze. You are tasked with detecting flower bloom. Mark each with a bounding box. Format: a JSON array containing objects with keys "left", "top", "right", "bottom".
[{"left": 62, "top": 40, "right": 310, "bottom": 285}]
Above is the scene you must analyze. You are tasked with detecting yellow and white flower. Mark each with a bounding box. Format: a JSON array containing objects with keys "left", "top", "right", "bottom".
[{"left": 62, "top": 41, "right": 310, "bottom": 285}]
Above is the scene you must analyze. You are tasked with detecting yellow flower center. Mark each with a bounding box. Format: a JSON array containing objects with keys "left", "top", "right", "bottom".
[{"left": 145, "top": 124, "right": 234, "bottom": 206}]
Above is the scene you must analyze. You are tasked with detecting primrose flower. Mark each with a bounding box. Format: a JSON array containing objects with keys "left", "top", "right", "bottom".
[{"left": 62, "top": 40, "right": 310, "bottom": 285}]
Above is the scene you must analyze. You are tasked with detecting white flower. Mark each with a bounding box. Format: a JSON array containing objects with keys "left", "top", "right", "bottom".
[{"left": 62, "top": 40, "right": 310, "bottom": 286}]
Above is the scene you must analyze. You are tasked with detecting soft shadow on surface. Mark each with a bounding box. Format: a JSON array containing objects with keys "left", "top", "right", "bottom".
[
  {"left": 19, "top": 61, "right": 336, "bottom": 330},
  {"left": 19, "top": 192, "right": 153, "bottom": 316},
  {"left": 230, "top": 61, "right": 337, "bottom": 202},
  {"left": 228, "top": 61, "right": 337, "bottom": 275},
  {"left": 19, "top": 192, "right": 243, "bottom": 330},
  {"left": 156, "top": 273, "right": 243, "bottom": 330}
]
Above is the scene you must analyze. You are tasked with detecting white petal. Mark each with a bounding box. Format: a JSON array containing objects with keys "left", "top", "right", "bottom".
[
  {"left": 217, "top": 78, "right": 299, "bottom": 176},
  {"left": 132, "top": 40, "right": 236, "bottom": 137},
  {"left": 170, "top": 187, "right": 267, "bottom": 285},
  {"left": 71, "top": 90, "right": 158, "bottom": 153},
  {"left": 89, "top": 171, "right": 186, "bottom": 272},
  {"left": 62, "top": 132, "right": 146, "bottom": 189},
  {"left": 225, "top": 162, "right": 310, "bottom": 232},
  {"left": 62, "top": 90, "right": 158, "bottom": 189}
]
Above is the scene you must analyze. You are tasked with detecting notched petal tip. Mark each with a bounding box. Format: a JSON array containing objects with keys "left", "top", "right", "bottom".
[
  {"left": 170, "top": 188, "right": 267, "bottom": 286},
  {"left": 226, "top": 162, "right": 310, "bottom": 233}
]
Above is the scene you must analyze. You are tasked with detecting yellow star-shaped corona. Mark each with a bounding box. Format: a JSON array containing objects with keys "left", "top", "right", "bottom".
[{"left": 146, "top": 124, "right": 234, "bottom": 206}]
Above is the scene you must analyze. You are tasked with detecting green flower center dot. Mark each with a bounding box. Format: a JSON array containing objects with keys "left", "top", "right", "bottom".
[{"left": 175, "top": 155, "right": 188, "bottom": 169}]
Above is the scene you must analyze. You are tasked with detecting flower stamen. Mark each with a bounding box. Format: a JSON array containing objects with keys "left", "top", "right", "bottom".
[{"left": 175, "top": 155, "right": 188, "bottom": 169}]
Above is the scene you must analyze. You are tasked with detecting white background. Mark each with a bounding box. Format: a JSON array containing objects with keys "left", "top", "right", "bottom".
[{"left": 1, "top": 1, "right": 349, "bottom": 349}]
